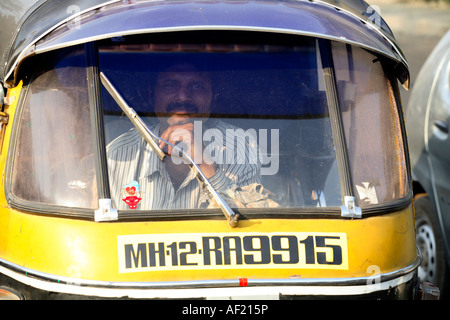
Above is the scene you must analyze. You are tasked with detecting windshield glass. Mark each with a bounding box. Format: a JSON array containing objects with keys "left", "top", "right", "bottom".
[
  {"left": 100, "top": 37, "right": 341, "bottom": 211},
  {"left": 331, "top": 42, "right": 409, "bottom": 206},
  {"left": 10, "top": 46, "right": 98, "bottom": 209},
  {"left": 8, "top": 35, "right": 409, "bottom": 215}
]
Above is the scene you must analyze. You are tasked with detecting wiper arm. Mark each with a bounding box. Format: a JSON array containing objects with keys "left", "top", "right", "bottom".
[
  {"left": 100, "top": 72, "right": 239, "bottom": 227},
  {"left": 100, "top": 73, "right": 166, "bottom": 161}
]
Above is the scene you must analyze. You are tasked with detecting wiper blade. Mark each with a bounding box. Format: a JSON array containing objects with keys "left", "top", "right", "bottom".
[{"left": 100, "top": 72, "right": 239, "bottom": 227}]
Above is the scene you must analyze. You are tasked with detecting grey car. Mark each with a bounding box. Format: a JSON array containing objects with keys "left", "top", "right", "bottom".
[{"left": 406, "top": 30, "right": 450, "bottom": 298}]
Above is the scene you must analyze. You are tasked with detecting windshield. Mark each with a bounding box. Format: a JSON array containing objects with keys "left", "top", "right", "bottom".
[
  {"left": 8, "top": 34, "right": 409, "bottom": 216},
  {"left": 10, "top": 46, "right": 98, "bottom": 210}
]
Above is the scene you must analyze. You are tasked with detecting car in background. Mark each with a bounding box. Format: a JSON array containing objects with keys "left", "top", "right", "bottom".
[{"left": 406, "top": 30, "right": 450, "bottom": 298}]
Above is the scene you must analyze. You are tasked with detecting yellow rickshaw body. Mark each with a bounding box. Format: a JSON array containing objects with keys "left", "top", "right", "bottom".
[{"left": 0, "top": 89, "right": 418, "bottom": 297}]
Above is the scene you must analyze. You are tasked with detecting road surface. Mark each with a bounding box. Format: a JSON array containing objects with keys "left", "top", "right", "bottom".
[{"left": 370, "top": 0, "right": 450, "bottom": 107}]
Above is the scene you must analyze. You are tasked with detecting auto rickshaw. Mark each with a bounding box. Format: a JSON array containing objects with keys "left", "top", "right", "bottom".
[{"left": 0, "top": 0, "right": 432, "bottom": 300}]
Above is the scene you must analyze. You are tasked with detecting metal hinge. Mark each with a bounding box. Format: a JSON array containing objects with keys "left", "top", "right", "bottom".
[
  {"left": 0, "top": 112, "right": 9, "bottom": 125},
  {"left": 95, "top": 198, "right": 118, "bottom": 222},
  {"left": 341, "top": 196, "right": 362, "bottom": 218},
  {"left": 0, "top": 112, "right": 9, "bottom": 155}
]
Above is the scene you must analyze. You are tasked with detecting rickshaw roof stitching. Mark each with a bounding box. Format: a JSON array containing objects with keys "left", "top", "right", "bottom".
[{"left": 0, "top": 0, "right": 408, "bottom": 87}]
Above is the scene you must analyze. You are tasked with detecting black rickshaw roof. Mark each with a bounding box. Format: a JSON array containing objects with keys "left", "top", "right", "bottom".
[{"left": 0, "top": 0, "right": 409, "bottom": 88}]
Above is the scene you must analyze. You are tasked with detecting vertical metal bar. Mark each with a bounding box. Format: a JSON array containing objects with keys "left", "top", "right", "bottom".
[
  {"left": 318, "top": 39, "right": 354, "bottom": 202},
  {"left": 85, "top": 42, "right": 110, "bottom": 199}
]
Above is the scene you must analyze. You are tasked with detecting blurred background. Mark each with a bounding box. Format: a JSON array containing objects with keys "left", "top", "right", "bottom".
[{"left": 371, "top": 0, "right": 450, "bottom": 108}]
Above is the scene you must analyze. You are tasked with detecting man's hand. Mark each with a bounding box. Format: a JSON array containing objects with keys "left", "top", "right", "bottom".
[{"left": 159, "top": 115, "right": 216, "bottom": 179}]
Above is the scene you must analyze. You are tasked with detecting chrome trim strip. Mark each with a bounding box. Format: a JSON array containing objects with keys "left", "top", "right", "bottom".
[{"left": 0, "top": 254, "right": 421, "bottom": 295}]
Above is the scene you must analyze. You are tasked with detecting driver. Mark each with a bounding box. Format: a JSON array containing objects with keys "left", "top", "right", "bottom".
[{"left": 106, "top": 63, "right": 266, "bottom": 210}]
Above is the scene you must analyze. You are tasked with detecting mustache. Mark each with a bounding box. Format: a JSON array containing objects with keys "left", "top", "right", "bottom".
[{"left": 166, "top": 102, "right": 199, "bottom": 114}]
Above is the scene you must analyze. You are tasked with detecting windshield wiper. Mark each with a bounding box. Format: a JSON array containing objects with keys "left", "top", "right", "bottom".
[{"left": 100, "top": 72, "right": 239, "bottom": 227}]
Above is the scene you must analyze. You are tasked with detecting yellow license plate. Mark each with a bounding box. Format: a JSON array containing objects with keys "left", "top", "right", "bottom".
[{"left": 117, "top": 232, "right": 348, "bottom": 273}]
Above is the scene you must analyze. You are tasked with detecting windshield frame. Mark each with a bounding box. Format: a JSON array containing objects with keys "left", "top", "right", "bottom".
[{"left": 5, "top": 32, "right": 413, "bottom": 221}]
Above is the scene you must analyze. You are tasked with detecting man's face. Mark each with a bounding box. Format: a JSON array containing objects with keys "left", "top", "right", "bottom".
[{"left": 154, "top": 64, "right": 213, "bottom": 125}]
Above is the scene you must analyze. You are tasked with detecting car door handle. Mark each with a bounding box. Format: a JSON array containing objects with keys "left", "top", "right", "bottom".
[{"left": 434, "top": 120, "right": 449, "bottom": 134}]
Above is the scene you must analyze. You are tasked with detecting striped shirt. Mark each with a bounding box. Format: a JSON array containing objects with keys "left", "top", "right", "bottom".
[{"left": 106, "top": 120, "right": 261, "bottom": 210}]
